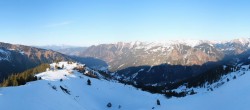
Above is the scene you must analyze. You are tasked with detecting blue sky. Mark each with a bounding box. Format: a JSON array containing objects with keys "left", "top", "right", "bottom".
[{"left": 0, "top": 0, "right": 250, "bottom": 46}]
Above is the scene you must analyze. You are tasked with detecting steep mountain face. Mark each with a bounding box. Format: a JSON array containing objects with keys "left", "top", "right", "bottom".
[
  {"left": 0, "top": 42, "right": 72, "bottom": 81},
  {"left": 78, "top": 38, "right": 250, "bottom": 86},
  {"left": 81, "top": 41, "right": 224, "bottom": 71},
  {"left": 215, "top": 38, "right": 250, "bottom": 55}
]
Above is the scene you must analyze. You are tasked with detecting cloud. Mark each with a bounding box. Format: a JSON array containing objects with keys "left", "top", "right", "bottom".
[{"left": 44, "top": 21, "right": 72, "bottom": 27}]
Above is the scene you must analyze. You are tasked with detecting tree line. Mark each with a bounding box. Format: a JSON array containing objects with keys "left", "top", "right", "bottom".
[{"left": 0, "top": 63, "right": 50, "bottom": 87}]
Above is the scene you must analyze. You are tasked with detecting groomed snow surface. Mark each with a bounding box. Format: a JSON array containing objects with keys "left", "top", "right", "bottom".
[{"left": 0, "top": 62, "right": 250, "bottom": 110}]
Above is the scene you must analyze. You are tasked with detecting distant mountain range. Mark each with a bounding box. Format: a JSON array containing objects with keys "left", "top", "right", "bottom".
[
  {"left": 80, "top": 38, "right": 250, "bottom": 70},
  {"left": 37, "top": 45, "right": 87, "bottom": 56},
  {"left": 71, "top": 38, "right": 250, "bottom": 86}
]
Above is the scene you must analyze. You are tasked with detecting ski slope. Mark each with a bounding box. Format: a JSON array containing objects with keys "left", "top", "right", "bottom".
[{"left": 0, "top": 62, "right": 250, "bottom": 110}]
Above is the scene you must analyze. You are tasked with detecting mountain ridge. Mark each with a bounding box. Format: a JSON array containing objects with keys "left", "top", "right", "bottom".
[
  {"left": 69, "top": 38, "right": 250, "bottom": 89},
  {"left": 79, "top": 38, "right": 250, "bottom": 71},
  {"left": 0, "top": 42, "right": 73, "bottom": 82}
]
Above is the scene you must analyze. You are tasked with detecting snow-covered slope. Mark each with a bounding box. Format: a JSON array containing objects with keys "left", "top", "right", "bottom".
[
  {"left": 0, "top": 49, "right": 11, "bottom": 61},
  {"left": 170, "top": 65, "right": 250, "bottom": 110},
  {"left": 1, "top": 62, "right": 250, "bottom": 110},
  {"left": 174, "top": 65, "right": 250, "bottom": 93}
]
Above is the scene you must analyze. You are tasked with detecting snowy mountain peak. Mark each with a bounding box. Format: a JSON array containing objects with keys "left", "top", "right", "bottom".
[
  {"left": 115, "top": 40, "right": 211, "bottom": 51},
  {"left": 114, "top": 38, "right": 250, "bottom": 49},
  {"left": 231, "top": 38, "right": 250, "bottom": 45},
  {"left": 163, "top": 39, "right": 209, "bottom": 47}
]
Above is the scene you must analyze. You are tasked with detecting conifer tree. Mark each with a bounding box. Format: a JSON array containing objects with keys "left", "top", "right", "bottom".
[
  {"left": 87, "top": 79, "right": 91, "bottom": 85},
  {"left": 107, "top": 102, "right": 112, "bottom": 108},
  {"left": 233, "top": 75, "right": 236, "bottom": 79},
  {"left": 157, "top": 99, "right": 161, "bottom": 105}
]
